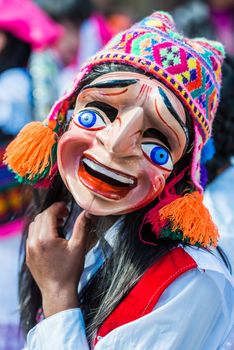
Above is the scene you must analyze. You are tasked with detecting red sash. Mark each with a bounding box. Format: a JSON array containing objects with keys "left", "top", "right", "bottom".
[{"left": 94, "top": 247, "right": 197, "bottom": 345}]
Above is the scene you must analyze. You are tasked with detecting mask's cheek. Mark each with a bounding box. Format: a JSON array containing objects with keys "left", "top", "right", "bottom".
[
  {"left": 117, "top": 165, "right": 166, "bottom": 215},
  {"left": 136, "top": 170, "right": 166, "bottom": 208},
  {"left": 57, "top": 131, "right": 94, "bottom": 185},
  {"left": 142, "top": 156, "right": 168, "bottom": 190},
  {"left": 151, "top": 172, "right": 166, "bottom": 195}
]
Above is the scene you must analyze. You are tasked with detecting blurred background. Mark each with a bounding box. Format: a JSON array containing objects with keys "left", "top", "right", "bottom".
[{"left": 0, "top": 0, "right": 234, "bottom": 349}]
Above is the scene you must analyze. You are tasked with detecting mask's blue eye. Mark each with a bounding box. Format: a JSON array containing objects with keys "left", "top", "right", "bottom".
[
  {"left": 73, "top": 110, "right": 106, "bottom": 129},
  {"left": 141, "top": 143, "right": 173, "bottom": 171}
]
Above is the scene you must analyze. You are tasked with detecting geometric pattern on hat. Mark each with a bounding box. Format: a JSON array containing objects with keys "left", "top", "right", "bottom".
[
  {"left": 80, "top": 11, "right": 225, "bottom": 189},
  {"left": 87, "top": 11, "right": 224, "bottom": 144}
]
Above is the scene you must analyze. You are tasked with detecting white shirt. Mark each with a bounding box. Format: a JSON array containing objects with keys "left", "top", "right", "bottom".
[
  {"left": 204, "top": 165, "right": 234, "bottom": 270},
  {"left": 25, "top": 221, "right": 234, "bottom": 350}
]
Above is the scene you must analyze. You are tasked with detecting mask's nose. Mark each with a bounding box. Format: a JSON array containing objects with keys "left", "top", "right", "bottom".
[{"left": 96, "top": 107, "right": 144, "bottom": 157}]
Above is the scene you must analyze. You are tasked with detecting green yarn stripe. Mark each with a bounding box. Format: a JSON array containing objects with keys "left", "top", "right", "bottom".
[{"left": 9, "top": 143, "right": 57, "bottom": 186}]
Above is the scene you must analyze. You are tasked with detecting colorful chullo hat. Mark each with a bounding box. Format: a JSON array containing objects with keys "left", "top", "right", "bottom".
[{"left": 4, "top": 11, "right": 225, "bottom": 247}]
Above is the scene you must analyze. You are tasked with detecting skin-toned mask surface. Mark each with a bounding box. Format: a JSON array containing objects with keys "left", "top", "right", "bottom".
[{"left": 58, "top": 71, "right": 188, "bottom": 215}]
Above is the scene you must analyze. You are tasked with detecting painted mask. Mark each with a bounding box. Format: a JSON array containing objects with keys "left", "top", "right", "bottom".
[{"left": 57, "top": 71, "right": 188, "bottom": 215}]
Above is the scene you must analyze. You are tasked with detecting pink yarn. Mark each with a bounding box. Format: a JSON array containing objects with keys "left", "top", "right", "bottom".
[
  {"left": 139, "top": 166, "right": 190, "bottom": 245},
  {"left": 191, "top": 126, "right": 203, "bottom": 192}
]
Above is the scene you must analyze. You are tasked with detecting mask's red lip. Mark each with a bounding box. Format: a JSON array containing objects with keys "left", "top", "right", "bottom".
[
  {"left": 78, "top": 155, "right": 137, "bottom": 200},
  {"left": 83, "top": 153, "right": 137, "bottom": 182}
]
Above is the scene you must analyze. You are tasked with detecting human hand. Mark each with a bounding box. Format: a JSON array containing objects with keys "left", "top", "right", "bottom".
[{"left": 26, "top": 202, "right": 91, "bottom": 317}]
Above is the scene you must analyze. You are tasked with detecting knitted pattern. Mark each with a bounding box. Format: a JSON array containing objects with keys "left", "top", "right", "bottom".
[{"left": 88, "top": 12, "right": 224, "bottom": 143}]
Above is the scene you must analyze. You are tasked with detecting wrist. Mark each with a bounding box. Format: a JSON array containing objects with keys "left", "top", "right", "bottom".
[{"left": 42, "top": 288, "right": 79, "bottom": 318}]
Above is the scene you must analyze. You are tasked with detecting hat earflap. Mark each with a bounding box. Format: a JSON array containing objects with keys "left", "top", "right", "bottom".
[
  {"left": 159, "top": 191, "right": 219, "bottom": 247},
  {"left": 141, "top": 167, "right": 219, "bottom": 247},
  {"left": 4, "top": 67, "right": 91, "bottom": 186},
  {"left": 4, "top": 119, "right": 58, "bottom": 185}
]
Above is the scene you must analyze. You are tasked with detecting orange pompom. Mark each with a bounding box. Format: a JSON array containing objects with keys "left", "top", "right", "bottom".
[
  {"left": 4, "top": 121, "right": 56, "bottom": 180},
  {"left": 159, "top": 192, "right": 219, "bottom": 247}
]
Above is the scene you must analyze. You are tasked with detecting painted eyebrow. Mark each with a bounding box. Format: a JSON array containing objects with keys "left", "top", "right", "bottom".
[
  {"left": 158, "top": 86, "right": 189, "bottom": 148},
  {"left": 85, "top": 101, "right": 118, "bottom": 122},
  {"left": 143, "top": 128, "right": 172, "bottom": 151},
  {"left": 82, "top": 79, "right": 139, "bottom": 90}
]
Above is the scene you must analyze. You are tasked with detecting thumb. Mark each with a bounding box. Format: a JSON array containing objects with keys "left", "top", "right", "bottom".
[{"left": 70, "top": 210, "right": 92, "bottom": 248}]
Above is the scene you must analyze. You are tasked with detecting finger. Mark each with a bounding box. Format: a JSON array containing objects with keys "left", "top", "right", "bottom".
[
  {"left": 34, "top": 213, "right": 42, "bottom": 223},
  {"left": 70, "top": 211, "right": 91, "bottom": 248},
  {"left": 41, "top": 202, "right": 69, "bottom": 238},
  {"left": 46, "top": 202, "right": 69, "bottom": 220},
  {"left": 27, "top": 216, "right": 45, "bottom": 244},
  {"left": 27, "top": 221, "right": 35, "bottom": 240},
  {"left": 26, "top": 224, "right": 38, "bottom": 261},
  {"left": 28, "top": 202, "right": 68, "bottom": 241}
]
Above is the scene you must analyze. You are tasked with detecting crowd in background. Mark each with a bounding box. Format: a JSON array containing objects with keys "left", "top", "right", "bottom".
[{"left": 0, "top": 0, "right": 234, "bottom": 349}]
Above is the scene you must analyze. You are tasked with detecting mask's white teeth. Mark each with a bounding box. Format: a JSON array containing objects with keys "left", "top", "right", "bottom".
[{"left": 83, "top": 158, "right": 134, "bottom": 185}]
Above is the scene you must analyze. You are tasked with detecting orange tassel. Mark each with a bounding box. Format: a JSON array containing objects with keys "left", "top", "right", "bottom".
[
  {"left": 4, "top": 121, "right": 56, "bottom": 179},
  {"left": 159, "top": 192, "right": 219, "bottom": 247}
]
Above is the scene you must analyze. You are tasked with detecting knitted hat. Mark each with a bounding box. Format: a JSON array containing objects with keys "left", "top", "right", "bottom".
[
  {"left": 88, "top": 12, "right": 225, "bottom": 191},
  {"left": 4, "top": 11, "right": 224, "bottom": 247}
]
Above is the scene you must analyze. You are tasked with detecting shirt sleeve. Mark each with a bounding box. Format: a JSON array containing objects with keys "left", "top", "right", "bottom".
[
  {"left": 27, "top": 309, "right": 89, "bottom": 350},
  {"left": 26, "top": 269, "right": 233, "bottom": 350}
]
